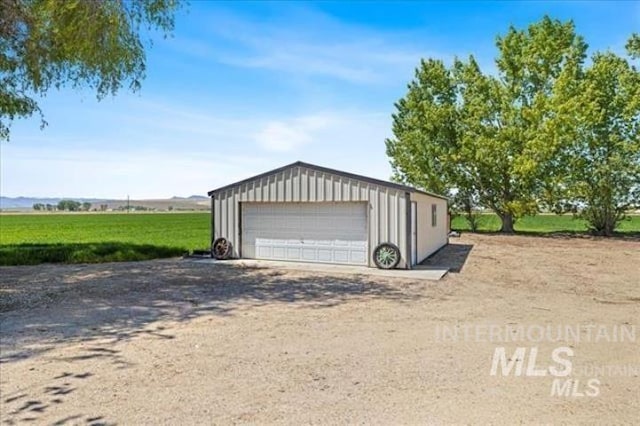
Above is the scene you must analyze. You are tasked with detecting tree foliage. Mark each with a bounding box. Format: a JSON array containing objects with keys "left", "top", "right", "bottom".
[
  {"left": 57, "top": 199, "right": 81, "bottom": 211},
  {"left": 626, "top": 33, "right": 640, "bottom": 59},
  {"left": 0, "top": 0, "right": 181, "bottom": 140},
  {"left": 562, "top": 52, "right": 640, "bottom": 235},
  {"left": 387, "top": 17, "right": 639, "bottom": 234}
]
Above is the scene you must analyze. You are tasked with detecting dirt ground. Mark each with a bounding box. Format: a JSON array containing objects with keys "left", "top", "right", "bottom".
[{"left": 1, "top": 233, "right": 639, "bottom": 425}]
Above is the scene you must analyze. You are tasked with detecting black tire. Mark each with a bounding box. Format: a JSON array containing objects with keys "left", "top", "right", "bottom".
[
  {"left": 211, "top": 237, "right": 232, "bottom": 260},
  {"left": 373, "top": 242, "right": 401, "bottom": 269}
]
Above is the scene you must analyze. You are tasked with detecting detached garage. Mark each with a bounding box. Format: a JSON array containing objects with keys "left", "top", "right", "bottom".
[{"left": 208, "top": 161, "right": 448, "bottom": 269}]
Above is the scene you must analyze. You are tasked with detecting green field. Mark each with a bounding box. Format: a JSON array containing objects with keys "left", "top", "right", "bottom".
[
  {"left": 1, "top": 212, "right": 638, "bottom": 266},
  {"left": 451, "top": 213, "right": 640, "bottom": 233},
  {"left": 0, "top": 213, "right": 210, "bottom": 266}
]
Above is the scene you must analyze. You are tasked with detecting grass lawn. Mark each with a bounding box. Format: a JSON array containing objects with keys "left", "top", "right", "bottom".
[
  {"left": 451, "top": 213, "right": 640, "bottom": 234},
  {"left": 0, "top": 213, "right": 210, "bottom": 266}
]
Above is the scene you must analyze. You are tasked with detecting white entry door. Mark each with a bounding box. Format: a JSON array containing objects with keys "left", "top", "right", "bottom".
[{"left": 241, "top": 202, "right": 368, "bottom": 265}]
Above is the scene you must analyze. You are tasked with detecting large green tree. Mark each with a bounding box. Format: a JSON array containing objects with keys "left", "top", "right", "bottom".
[
  {"left": 387, "top": 17, "right": 586, "bottom": 232},
  {"left": 1, "top": 0, "right": 181, "bottom": 140},
  {"left": 561, "top": 46, "right": 640, "bottom": 236}
]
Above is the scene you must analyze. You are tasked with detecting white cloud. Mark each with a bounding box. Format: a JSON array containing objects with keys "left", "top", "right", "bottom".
[
  {"left": 254, "top": 114, "right": 335, "bottom": 152},
  {"left": 255, "top": 122, "right": 310, "bottom": 152}
]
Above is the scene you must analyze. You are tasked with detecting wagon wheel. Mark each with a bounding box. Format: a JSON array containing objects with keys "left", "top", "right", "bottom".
[
  {"left": 211, "top": 237, "right": 232, "bottom": 260},
  {"left": 373, "top": 243, "right": 401, "bottom": 269}
]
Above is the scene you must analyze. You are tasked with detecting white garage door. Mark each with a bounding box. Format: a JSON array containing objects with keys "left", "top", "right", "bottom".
[{"left": 241, "top": 202, "right": 368, "bottom": 265}]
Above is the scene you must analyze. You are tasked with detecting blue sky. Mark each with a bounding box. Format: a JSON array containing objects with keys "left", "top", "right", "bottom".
[{"left": 2, "top": 1, "right": 638, "bottom": 198}]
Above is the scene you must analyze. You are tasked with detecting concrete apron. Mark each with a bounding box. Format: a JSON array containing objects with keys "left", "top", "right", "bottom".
[{"left": 188, "top": 258, "right": 449, "bottom": 281}]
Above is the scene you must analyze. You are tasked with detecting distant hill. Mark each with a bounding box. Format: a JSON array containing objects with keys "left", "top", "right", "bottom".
[
  {"left": 170, "top": 195, "right": 208, "bottom": 201},
  {"left": 0, "top": 196, "right": 209, "bottom": 211}
]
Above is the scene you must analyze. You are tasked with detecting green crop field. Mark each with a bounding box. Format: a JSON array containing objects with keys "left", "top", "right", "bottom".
[
  {"left": 1, "top": 212, "right": 638, "bottom": 266},
  {"left": 0, "top": 213, "right": 210, "bottom": 266},
  {"left": 451, "top": 213, "right": 640, "bottom": 233}
]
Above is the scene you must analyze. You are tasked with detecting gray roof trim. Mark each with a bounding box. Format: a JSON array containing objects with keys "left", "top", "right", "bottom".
[{"left": 207, "top": 161, "right": 449, "bottom": 201}]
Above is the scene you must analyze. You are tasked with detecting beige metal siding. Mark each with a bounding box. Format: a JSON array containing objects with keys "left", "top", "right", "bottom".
[
  {"left": 411, "top": 192, "right": 449, "bottom": 263},
  {"left": 213, "top": 165, "right": 410, "bottom": 268}
]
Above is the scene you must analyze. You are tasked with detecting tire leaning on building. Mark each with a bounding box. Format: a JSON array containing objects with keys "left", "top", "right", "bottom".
[{"left": 372, "top": 242, "right": 401, "bottom": 269}]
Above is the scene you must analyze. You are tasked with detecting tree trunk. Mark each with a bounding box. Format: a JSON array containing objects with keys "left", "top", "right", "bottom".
[{"left": 499, "top": 213, "right": 515, "bottom": 233}]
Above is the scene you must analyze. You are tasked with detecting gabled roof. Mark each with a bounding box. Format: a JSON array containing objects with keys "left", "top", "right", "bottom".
[{"left": 207, "top": 161, "right": 448, "bottom": 201}]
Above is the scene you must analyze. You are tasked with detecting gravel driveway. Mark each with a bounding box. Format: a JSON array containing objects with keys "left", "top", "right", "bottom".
[{"left": 1, "top": 234, "right": 639, "bottom": 424}]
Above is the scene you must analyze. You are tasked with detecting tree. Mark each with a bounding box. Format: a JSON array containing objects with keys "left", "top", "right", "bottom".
[
  {"left": 626, "top": 33, "right": 640, "bottom": 59},
  {"left": 561, "top": 47, "right": 640, "bottom": 236},
  {"left": 386, "top": 17, "right": 586, "bottom": 232},
  {"left": 1, "top": 0, "right": 182, "bottom": 140},
  {"left": 57, "top": 199, "right": 81, "bottom": 211},
  {"left": 32, "top": 202, "right": 43, "bottom": 210},
  {"left": 82, "top": 201, "right": 92, "bottom": 211},
  {"left": 451, "top": 189, "right": 484, "bottom": 232}
]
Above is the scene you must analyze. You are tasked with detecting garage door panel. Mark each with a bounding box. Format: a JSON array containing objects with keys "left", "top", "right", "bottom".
[
  {"left": 302, "top": 249, "right": 316, "bottom": 261},
  {"left": 242, "top": 202, "right": 368, "bottom": 266},
  {"left": 286, "top": 248, "right": 301, "bottom": 259},
  {"left": 332, "top": 251, "right": 347, "bottom": 263},
  {"left": 317, "top": 250, "right": 332, "bottom": 262},
  {"left": 311, "top": 239, "right": 332, "bottom": 245}
]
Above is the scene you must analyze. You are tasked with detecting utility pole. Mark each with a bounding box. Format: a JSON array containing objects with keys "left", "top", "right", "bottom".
[{"left": 127, "top": 194, "right": 130, "bottom": 213}]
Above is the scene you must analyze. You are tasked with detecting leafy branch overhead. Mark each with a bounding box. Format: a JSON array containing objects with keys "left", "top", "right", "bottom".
[
  {"left": 386, "top": 18, "right": 639, "bottom": 235},
  {"left": 0, "top": 0, "right": 182, "bottom": 140}
]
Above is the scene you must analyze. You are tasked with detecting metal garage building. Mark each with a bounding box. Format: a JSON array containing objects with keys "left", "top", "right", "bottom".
[{"left": 208, "top": 161, "right": 448, "bottom": 269}]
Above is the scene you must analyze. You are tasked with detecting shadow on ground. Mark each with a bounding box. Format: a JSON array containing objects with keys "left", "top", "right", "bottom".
[
  {"left": 421, "top": 243, "right": 473, "bottom": 273},
  {"left": 1, "top": 368, "right": 116, "bottom": 426},
  {"left": 0, "top": 260, "right": 429, "bottom": 365}
]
